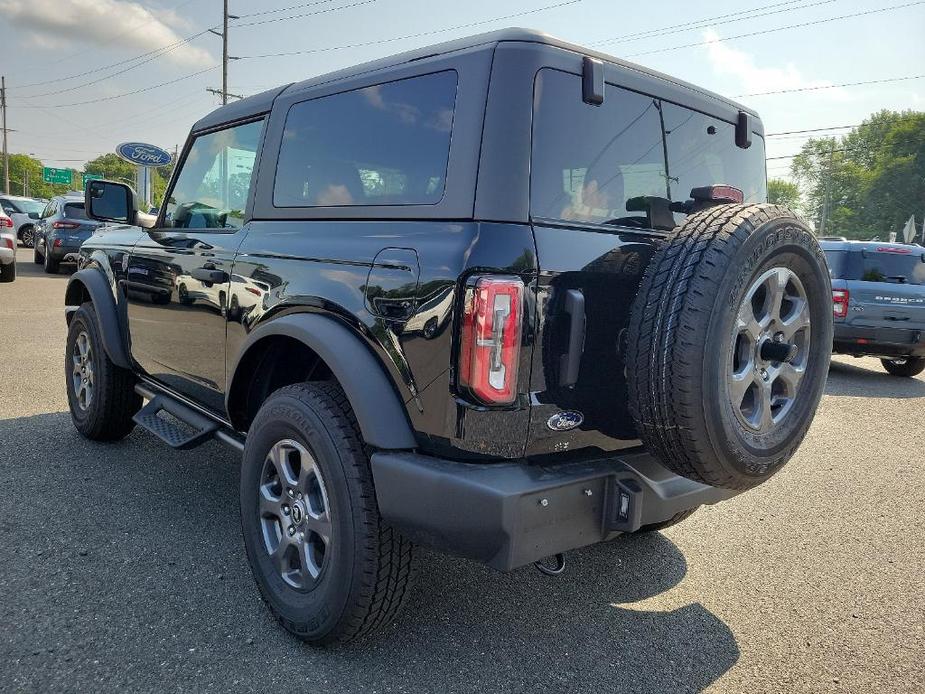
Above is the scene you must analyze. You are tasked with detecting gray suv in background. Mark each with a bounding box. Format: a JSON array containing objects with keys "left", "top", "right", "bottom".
[{"left": 822, "top": 239, "right": 925, "bottom": 377}]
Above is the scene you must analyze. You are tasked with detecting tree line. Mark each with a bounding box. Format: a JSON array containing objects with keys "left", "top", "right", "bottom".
[{"left": 768, "top": 110, "right": 924, "bottom": 240}]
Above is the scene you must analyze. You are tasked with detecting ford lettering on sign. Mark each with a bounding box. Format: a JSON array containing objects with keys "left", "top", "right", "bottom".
[{"left": 116, "top": 142, "right": 173, "bottom": 167}]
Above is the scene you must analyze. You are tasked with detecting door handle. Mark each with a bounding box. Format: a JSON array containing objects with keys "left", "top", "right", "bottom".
[
  {"left": 558, "top": 289, "right": 586, "bottom": 387},
  {"left": 190, "top": 267, "right": 228, "bottom": 283}
]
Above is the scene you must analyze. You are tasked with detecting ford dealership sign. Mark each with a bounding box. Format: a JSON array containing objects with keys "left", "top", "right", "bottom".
[{"left": 116, "top": 142, "right": 173, "bottom": 167}]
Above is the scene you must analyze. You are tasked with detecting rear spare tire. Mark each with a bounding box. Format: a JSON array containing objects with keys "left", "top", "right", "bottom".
[{"left": 626, "top": 204, "right": 832, "bottom": 491}]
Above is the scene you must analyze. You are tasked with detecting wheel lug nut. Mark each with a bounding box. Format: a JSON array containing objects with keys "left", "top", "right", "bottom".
[
  {"left": 287, "top": 525, "right": 295, "bottom": 536},
  {"left": 287, "top": 489, "right": 295, "bottom": 498},
  {"left": 760, "top": 368, "right": 769, "bottom": 382},
  {"left": 297, "top": 492, "right": 303, "bottom": 500},
  {"left": 298, "top": 532, "right": 305, "bottom": 541},
  {"left": 282, "top": 505, "right": 290, "bottom": 515}
]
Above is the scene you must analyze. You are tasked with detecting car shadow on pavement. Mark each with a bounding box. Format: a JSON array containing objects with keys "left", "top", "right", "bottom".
[
  {"left": 0, "top": 413, "right": 738, "bottom": 694},
  {"left": 826, "top": 360, "right": 925, "bottom": 399},
  {"left": 13, "top": 251, "right": 76, "bottom": 280}
]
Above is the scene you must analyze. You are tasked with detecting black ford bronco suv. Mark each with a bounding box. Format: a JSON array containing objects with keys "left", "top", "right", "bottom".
[{"left": 66, "top": 29, "right": 832, "bottom": 644}]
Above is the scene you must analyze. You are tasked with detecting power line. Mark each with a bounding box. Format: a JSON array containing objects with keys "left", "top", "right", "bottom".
[
  {"left": 736, "top": 74, "right": 924, "bottom": 97},
  {"left": 238, "top": 0, "right": 582, "bottom": 60},
  {"left": 16, "top": 66, "right": 218, "bottom": 109},
  {"left": 767, "top": 125, "right": 858, "bottom": 136},
  {"left": 625, "top": 1, "right": 925, "bottom": 58},
  {"left": 236, "top": 0, "right": 339, "bottom": 19},
  {"left": 593, "top": 0, "right": 840, "bottom": 47},
  {"left": 234, "top": 0, "right": 379, "bottom": 28}
]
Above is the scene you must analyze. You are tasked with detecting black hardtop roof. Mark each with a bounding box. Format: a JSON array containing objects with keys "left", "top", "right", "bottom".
[{"left": 192, "top": 27, "right": 757, "bottom": 132}]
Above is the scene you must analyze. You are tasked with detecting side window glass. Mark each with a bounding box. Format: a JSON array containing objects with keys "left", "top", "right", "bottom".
[
  {"left": 165, "top": 119, "right": 265, "bottom": 229},
  {"left": 273, "top": 71, "right": 458, "bottom": 207},
  {"left": 531, "top": 69, "right": 668, "bottom": 229}
]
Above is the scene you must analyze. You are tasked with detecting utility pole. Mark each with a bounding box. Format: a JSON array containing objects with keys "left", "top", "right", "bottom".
[
  {"left": 208, "top": 2, "right": 240, "bottom": 105},
  {"left": 1, "top": 76, "right": 9, "bottom": 195},
  {"left": 206, "top": 88, "right": 244, "bottom": 102},
  {"left": 819, "top": 139, "right": 836, "bottom": 235}
]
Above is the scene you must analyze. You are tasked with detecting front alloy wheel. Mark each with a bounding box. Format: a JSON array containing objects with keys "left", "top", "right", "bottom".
[
  {"left": 70, "top": 331, "right": 95, "bottom": 410},
  {"left": 258, "top": 439, "right": 332, "bottom": 591}
]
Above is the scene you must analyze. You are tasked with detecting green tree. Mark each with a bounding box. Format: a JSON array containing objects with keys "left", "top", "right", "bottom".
[
  {"left": 84, "top": 153, "right": 137, "bottom": 187},
  {"left": 790, "top": 110, "right": 925, "bottom": 240},
  {"left": 4, "top": 154, "right": 73, "bottom": 198},
  {"left": 767, "top": 178, "right": 801, "bottom": 210}
]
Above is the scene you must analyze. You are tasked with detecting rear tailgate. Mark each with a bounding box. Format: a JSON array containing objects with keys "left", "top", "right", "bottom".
[{"left": 845, "top": 247, "right": 925, "bottom": 331}]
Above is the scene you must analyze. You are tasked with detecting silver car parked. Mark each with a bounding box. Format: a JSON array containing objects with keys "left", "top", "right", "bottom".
[{"left": 0, "top": 195, "right": 46, "bottom": 248}]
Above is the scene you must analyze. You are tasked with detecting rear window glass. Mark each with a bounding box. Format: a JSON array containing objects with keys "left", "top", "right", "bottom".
[
  {"left": 63, "top": 203, "right": 88, "bottom": 220},
  {"left": 860, "top": 250, "right": 925, "bottom": 285},
  {"left": 531, "top": 69, "right": 767, "bottom": 230},
  {"left": 824, "top": 250, "right": 846, "bottom": 278},
  {"left": 273, "top": 71, "right": 458, "bottom": 208}
]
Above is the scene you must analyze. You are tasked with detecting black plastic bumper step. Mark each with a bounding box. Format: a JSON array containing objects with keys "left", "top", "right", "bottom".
[{"left": 133, "top": 395, "right": 219, "bottom": 450}]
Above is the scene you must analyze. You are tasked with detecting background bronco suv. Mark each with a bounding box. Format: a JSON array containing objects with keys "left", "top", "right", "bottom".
[{"left": 66, "top": 29, "right": 832, "bottom": 645}]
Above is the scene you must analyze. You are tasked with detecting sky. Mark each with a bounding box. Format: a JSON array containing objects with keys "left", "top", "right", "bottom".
[{"left": 0, "top": 0, "right": 923, "bottom": 182}]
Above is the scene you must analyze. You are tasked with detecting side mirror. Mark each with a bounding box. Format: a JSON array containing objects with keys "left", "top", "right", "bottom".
[{"left": 85, "top": 180, "right": 154, "bottom": 229}]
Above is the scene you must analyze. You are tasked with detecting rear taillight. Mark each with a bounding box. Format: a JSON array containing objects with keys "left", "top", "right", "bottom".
[
  {"left": 458, "top": 275, "right": 524, "bottom": 405},
  {"left": 0, "top": 217, "right": 12, "bottom": 228},
  {"left": 53, "top": 238, "right": 63, "bottom": 248},
  {"left": 833, "top": 289, "right": 849, "bottom": 318},
  {"left": 52, "top": 221, "right": 80, "bottom": 229}
]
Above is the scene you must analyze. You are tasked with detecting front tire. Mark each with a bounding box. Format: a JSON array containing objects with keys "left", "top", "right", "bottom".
[
  {"left": 881, "top": 357, "right": 925, "bottom": 378},
  {"left": 240, "top": 381, "right": 416, "bottom": 645},
  {"left": 66, "top": 303, "right": 141, "bottom": 440},
  {"left": 626, "top": 204, "right": 832, "bottom": 491}
]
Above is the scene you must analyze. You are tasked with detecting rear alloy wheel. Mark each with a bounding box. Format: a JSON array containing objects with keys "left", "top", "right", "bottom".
[
  {"left": 20, "top": 226, "right": 35, "bottom": 248},
  {"left": 258, "top": 439, "right": 333, "bottom": 591},
  {"left": 881, "top": 357, "right": 925, "bottom": 378},
  {"left": 627, "top": 204, "right": 832, "bottom": 491}
]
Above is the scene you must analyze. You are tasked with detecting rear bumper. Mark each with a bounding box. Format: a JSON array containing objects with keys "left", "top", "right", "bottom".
[
  {"left": 371, "top": 449, "right": 738, "bottom": 571},
  {"left": 0, "top": 247, "right": 13, "bottom": 265},
  {"left": 833, "top": 323, "right": 925, "bottom": 358}
]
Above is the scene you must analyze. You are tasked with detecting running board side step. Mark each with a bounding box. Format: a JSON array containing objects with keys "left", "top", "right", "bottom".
[{"left": 132, "top": 394, "right": 220, "bottom": 450}]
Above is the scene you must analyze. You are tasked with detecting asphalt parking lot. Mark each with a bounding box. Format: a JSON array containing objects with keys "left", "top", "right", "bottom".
[{"left": 1, "top": 247, "right": 923, "bottom": 694}]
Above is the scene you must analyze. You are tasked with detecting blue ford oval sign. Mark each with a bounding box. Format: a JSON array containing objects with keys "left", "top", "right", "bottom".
[{"left": 116, "top": 142, "right": 173, "bottom": 167}]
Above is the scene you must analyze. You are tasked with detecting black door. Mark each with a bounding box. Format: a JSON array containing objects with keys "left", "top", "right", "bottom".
[{"left": 126, "top": 118, "right": 265, "bottom": 414}]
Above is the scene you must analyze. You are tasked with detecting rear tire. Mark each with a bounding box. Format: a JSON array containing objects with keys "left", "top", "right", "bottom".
[
  {"left": 881, "top": 357, "right": 925, "bottom": 378},
  {"left": 33, "top": 244, "right": 43, "bottom": 264},
  {"left": 44, "top": 250, "right": 59, "bottom": 274},
  {"left": 66, "top": 302, "right": 141, "bottom": 441},
  {"left": 0, "top": 262, "right": 14, "bottom": 283},
  {"left": 626, "top": 204, "right": 832, "bottom": 491},
  {"left": 240, "top": 381, "right": 416, "bottom": 645}
]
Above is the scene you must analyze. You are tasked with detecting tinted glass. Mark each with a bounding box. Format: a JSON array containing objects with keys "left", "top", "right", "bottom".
[
  {"left": 165, "top": 118, "right": 264, "bottom": 229},
  {"left": 63, "top": 203, "right": 88, "bottom": 220},
  {"left": 273, "top": 71, "right": 458, "bottom": 207},
  {"left": 662, "top": 103, "right": 767, "bottom": 220},
  {"left": 532, "top": 69, "right": 667, "bottom": 228},
  {"left": 531, "top": 69, "right": 768, "bottom": 231},
  {"left": 823, "top": 250, "right": 846, "bottom": 278},
  {"left": 18, "top": 199, "right": 45, "bottom": 215},
  {"left": 860, "top": 250, "right": 925, "bottom": 285},
  {"left": 1, "top": 199, "right": 20, "bottom": 214}
]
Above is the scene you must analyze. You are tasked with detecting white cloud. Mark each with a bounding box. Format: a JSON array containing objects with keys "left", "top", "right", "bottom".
[
  {"left": 0, "top": 0, "right": 213, "bottom": 67},
  {"left": 700, "top": 28, "right": 848, "bottom": 100}
]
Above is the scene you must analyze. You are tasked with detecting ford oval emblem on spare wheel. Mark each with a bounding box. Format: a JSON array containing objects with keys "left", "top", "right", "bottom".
[
  {"left": 115, "top": 142, "right": 173, "bottom": 167},
  {"left": 547, "top": 411, "right": 584, "bottom": 432}
]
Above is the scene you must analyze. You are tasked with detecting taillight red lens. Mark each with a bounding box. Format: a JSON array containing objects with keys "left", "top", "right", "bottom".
[
  {"left": 2, "top": 237, "right": 13, "bottom": 250},
  {"left": 459, "top": 276, "right": 524, "bottom": 405},
  {"left": 832, "top": 289, "right": 849, "bottom": 318},
  {"left": 52, "top": 221, "right": 80, "bottom": 229},
  {"left": 53, "top": 238, "right": 63, "bottom": 248},
  {"left": 0, "top": 217, "right": 13, "bottom": 228}
]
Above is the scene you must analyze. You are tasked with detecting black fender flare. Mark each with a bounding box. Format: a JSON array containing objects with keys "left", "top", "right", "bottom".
[
  {"left": 64, "top": 269, "right": 132, "bottom": 369},
  {"left": 227, "top": 313, "right": 417, "bottom": 450}
]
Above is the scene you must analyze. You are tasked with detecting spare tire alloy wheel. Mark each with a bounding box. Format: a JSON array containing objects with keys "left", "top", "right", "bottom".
[
  {"left": 259, "top": 439, "right": 332, "bottom": 590},
  {"left": 627, "top": 204, "right": 832, "bottom": 491},
  {"left": 730, "top": 267, "right": 810, "bottom": 433}
]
